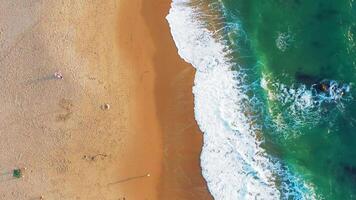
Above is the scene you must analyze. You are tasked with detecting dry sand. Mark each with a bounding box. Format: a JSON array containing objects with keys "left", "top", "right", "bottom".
[{"left": 0, "top": 0, "right": 211, "bottom": 199}]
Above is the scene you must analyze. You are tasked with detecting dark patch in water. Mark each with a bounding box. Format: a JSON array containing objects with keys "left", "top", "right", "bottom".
[
  {"left": 295, "top": 72, "right": 321, "bottom": 85},
  {"left": 295, "top": 74, "right": 349, "bottom": 98},
  {"left": 311, "top": 41, "right": 323, "bottom": 48},
  {"left": 314, "top": 80, "right": 330, "bottom": 92},
  {"left": 294, "top": 0, "right": 301, "bottom": 5},
  {"left": 315, "top": 9, "right": 340, "bottom": 21},
  {"left": 343, "top": 164, "right": 356, "bottom": 183}
]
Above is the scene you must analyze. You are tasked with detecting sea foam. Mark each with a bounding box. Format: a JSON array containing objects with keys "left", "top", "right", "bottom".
[
  {"left": 167, "top": 0, "right": 315, "bottom": 199},
  {"left": 261, "top": 73, "right": 352, "bottom": 138}
]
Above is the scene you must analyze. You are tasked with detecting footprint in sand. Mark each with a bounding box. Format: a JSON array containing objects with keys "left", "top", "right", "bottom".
[{"left": 56, "top": 98, "right": 73, "bottom": 122}]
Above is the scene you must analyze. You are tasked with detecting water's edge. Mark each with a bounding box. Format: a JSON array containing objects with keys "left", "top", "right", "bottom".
[{"left": 166, "top": 0, "right": 318, "bottom": 199}]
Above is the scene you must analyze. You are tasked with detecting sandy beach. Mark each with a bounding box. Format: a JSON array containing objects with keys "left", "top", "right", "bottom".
[{"left": 0, "top": 0, "right": 211, "bottom": 199}]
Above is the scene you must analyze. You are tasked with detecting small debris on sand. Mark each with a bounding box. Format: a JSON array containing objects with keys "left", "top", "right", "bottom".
[
  {"left": 83, "top": 154, "right": 108, "bottom": 161},
  {"left": 101, "top": 103, "right": 110, "bottom": 111},
  {"left": 54, "top": 71, "right": 63, "bottom": 79},
  {"left": 13, "top": 167, "right": 26, "bottom": 179}
]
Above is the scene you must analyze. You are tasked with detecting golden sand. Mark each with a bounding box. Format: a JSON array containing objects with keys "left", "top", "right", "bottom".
[{"left": 0, "top": 0, "right": 211, "bottom": 199}]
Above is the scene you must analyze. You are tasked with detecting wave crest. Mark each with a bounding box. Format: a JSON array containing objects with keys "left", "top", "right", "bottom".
[{"left": 167, "top": 0, "right": 316, "bottom": 199}]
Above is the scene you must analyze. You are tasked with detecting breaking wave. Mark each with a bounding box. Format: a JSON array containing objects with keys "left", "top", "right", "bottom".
[
  {"left": 262, "top": 74, "right": 352, "bottom": 138},
  {"left": 167, "top": 0, "right": 317, "bottom": 199}
]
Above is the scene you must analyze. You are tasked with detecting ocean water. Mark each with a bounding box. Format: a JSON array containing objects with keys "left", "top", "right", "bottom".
[{"left": 167, "top": 0, "right": 356, "bottom": 199}]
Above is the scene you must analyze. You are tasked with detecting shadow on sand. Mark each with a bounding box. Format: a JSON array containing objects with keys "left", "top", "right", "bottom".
[{"left": 24, "top": 75, "right": 58, "bottom": 85}]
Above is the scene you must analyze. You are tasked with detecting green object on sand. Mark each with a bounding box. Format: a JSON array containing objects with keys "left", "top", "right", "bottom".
[{"left": 13, "top": 169, "right": 22, "bottom": 178}]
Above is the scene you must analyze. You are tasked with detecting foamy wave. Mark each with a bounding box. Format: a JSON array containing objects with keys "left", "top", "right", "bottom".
[
  {"left": 167, "top": 0, "right": 315, "bottom": 199},
  {"left": 262, "top": 74, "right": 352, "bottom": 137}
]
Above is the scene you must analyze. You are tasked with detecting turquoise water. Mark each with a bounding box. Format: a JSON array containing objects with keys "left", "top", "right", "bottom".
[{"left": 219, "top": 0, "right": 356, "bottom": 199}]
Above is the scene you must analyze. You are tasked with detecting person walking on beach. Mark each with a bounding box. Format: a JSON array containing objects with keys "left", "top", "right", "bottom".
[{"left": 54, "top": 71, "right": 63, "bottom": 79}]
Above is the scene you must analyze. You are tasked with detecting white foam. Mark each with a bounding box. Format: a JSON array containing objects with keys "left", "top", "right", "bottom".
[
  {"left": 166, "top": 0, "right": 315, "bottom": 199},
  {"left": 261, "top": 74, "right": 352, "bottom": 137}
]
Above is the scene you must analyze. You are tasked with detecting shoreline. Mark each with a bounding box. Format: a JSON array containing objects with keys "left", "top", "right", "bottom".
[{"left": 117, "top": 0, "right": 212, "bottom": 199}]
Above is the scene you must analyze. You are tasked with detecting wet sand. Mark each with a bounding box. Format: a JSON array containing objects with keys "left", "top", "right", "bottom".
[
  {"left": 0, "top": 0, "right": 211, "bottom": 199},
  {"left": 118, "top": 0, "right": 212, "bottom": 199}
]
